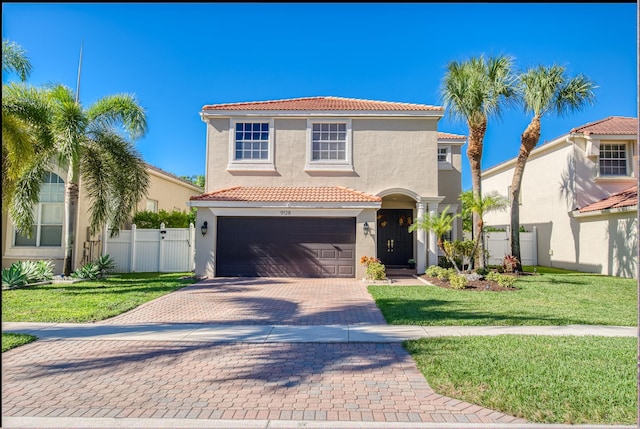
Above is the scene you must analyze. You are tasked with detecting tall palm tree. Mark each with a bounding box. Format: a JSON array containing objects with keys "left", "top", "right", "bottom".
[
  {"left": 441, "top": 55, "right": 516, "bottom": 268},
  {"left": 2, "top": 39, "right": 32, "bottom": 81},
  {"left": 408, "top": 206, "right": 460, "bottom": 270},
  {"left": 510, "top": 65, "right": 596, "bottom": 266},
  {"left": 8, "top": 84, "right": 150, "bottom": 275},
  {"left": 460, "top": 190, "right": 509, "bottom": 267}
]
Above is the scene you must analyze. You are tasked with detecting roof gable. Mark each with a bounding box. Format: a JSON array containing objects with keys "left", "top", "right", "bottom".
[{"left": 571, "top": 116, "right": 638, "bottom": 136}]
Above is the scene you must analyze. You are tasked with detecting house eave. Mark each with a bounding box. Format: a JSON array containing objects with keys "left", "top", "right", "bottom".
[
  {"left": 569, "top": 205, "right": 638, "bottom": 219},
  {"left": 200, "top": 109, "right": 444, "bottom": 120},
  {"left": 187, "top": 200, "right": 382, "bottom": 209}
]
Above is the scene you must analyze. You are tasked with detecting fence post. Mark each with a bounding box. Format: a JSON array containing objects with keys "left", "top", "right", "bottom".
[
  {"left": 532, "top": 226, "right": 538, "bottom": 266},
  {"left": 130, "top": 224, "right": 137, "bottom": 273},
  {"left": 159, "top": 222, "right": 165, "bottom": 273},
  {"left": 189, "top": 222, "right": 196, "bottom": 271}
]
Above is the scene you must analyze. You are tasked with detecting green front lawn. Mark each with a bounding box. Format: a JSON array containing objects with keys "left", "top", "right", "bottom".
[
  {"left": 2, "top": 272, "right": 196, "bottom": 323},
  {"left": 405, "top": 335, "right": 637, "bottom": 424},
  {"left": 369, "top": 270, "right": 636, "bottom": 326}
]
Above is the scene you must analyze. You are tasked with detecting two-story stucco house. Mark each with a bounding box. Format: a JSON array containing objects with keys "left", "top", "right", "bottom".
[
  {"left": 188, "top": 96, "right": 466, "bottom": 279},
  {"left": 481, "top": 116, "right": 638, "bottom": 278}
]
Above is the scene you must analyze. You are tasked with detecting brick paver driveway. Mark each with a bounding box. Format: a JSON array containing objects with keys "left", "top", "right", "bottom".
[
  {"left": 99, "top": 277, "right": 388, "bottom": 325},
  {"left": 2, "top": 277, "right": 525, "bottom": 426}
]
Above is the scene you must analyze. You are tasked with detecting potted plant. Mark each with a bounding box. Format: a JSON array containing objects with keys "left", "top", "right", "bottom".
[{"left": 407, "top": 258, "right": 416, "bottom": 269}]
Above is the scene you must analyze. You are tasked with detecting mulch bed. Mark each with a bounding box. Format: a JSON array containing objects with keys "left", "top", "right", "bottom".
[{"left": 419, "top": 274, "right": 523, "bottom": 292}]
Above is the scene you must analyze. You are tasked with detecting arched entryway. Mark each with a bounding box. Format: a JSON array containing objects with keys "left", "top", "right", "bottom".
[{"left": 376, "top": 190, "right": 419, "bottom": 268}]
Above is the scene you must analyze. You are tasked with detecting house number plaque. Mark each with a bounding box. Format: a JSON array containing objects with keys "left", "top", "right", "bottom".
[{"left": 280, "top": 210, "right": 292, "bottom": 216}]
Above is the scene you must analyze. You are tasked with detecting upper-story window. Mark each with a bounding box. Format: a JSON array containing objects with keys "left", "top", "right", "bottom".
[
  {"left": 235, "top": 122, "right": 269, "bottom": 160},
  {"left": 599, "top": 143, "right": 628, "bottom": 176},
  {"left": 437, "top": 145, "right": 452, "bottom": 169},
  {"left": 14, "top": 171, "right": 64, "bottom": 247},
  {"left": 146, "top": 199, "right": 158, "bottom": 213},
  {"left": 227, "top": 119, "right": 275, "bottom": 171},
  {"left": 305, "top": 119, "right": 353, "bottom": 172}
]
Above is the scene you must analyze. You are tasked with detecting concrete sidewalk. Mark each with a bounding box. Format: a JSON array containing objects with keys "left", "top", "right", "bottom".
[{"left": 3, "top": 321, "right": 636, "bottom": 342}]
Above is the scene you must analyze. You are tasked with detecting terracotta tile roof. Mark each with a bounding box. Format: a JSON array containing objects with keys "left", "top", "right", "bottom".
[
  {"left": 438, "top": 132, "right": 466, "bottom": 140},
  {"left": 570, "top": 116, "right": 638, "bottom": 136},
  {"left": 578, "top": 186, "right": 637, "bottom": 213},
  {"left": 144, "top": 163, "right": 203, "bottom": 190},
  {"left": 202, "top": 96, "right": 443, "bottom": 112},
  {"left": 190, "top": 186, "right": 382, "bottom": 203}
]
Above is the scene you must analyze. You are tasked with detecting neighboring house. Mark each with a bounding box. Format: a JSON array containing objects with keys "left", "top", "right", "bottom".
[
  {"left": 2, "top": 163, "right": 203, "bottom": 273},
  {"left": 188, "top": 96, "right": 465, "bottom": 279},
  {"left": 481, "top": 116, "right": 638, "bottom": 278}
]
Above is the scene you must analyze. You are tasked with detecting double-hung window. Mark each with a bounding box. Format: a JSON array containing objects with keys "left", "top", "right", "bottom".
[
  {"left": 227, "top": 119, "right": 275, "bottom": 171},
  {"left": 599, "top": 143, "right": 628, "bottom": 176},
  {"left": 437, "top": 145, "right": 452, "bottom": 169},
  {"left": 306, "top": 119, "right": 353, "bottom": 171},
  {"left": 14, "top": 171, "right": 64, "bottom": 247}
]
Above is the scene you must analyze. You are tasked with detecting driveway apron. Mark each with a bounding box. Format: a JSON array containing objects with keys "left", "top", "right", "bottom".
[{"left": 2, "top": 277, "right": 526, "bottom": 426}]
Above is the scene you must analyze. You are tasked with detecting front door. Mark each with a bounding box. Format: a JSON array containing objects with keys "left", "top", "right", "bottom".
[{"left": 376, "top": 209, "right": 413, "bottom": 267}]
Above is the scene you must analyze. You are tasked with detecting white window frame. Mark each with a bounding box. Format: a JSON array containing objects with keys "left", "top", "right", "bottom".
[
  {"left": 146, "top": 199, "right": 158, "bottom": 213},
  {"left": 305, "top": 118, "right": 353, "bottom": 172},
  {"left": 227, "top": 118, "right": 275, "bottom": 172},
  {"left": 437, "top": 145, "right": 452, "bottom": 170},
  {"left": 598, "top": 142, "right": 630, "bottom": 177}
]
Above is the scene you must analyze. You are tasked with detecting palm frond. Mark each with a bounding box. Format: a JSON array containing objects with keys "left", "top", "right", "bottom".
[
  {"left": 2, "top": 40, "right": 32, "bottom": 81},
  {"left": 8, "top": 162, "right": 49, "bottom": 236},
  {"left": 86, "top": 94, "right": 147, "bottom": 140}
]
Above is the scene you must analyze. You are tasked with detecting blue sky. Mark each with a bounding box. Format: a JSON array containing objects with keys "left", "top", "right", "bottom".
[{"left": 2, "top": 3, "right": 637, "bottom": 190}]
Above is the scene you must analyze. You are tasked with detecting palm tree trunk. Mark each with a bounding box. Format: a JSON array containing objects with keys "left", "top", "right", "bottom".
[
  {"left": 467, "top": 120, "right": 486, "bottom": 269},
  {"left": 509, "top": 116, "right": 541, "bottom": 271},
  {"left": 63, "top": 164, "right": 80, "bottom": 276}
]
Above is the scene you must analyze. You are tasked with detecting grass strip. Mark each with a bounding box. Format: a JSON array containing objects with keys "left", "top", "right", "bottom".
[
  {"left": 405, "top": 335, "right": 637, "bottom": 424},
  {"left": 2, "top": 333, "right": 37, "bottom": 352},
  {"left": 2, "top": 272, "right": 196, "bottom": 323}
]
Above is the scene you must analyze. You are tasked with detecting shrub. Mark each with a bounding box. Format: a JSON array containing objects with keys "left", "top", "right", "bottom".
[
  {"left": 425, "top": 265, "right": 455, "bottom": 281},
  {"left": 449, "top": 273, "right": 468, "bottom": 289},
  {"left": 132, "top": 208, "right": 197, "bottom": 229},
  {"left": 94, "top": 254, "right": 115, "bottom": 278},
  {"left": 486, "top": 271, "right": 518, "bottom": 288},
  {"left": 2, "top": 265, "right": 27, "bottom": 289},
  {"left": 33, "top": 260, "right": 54, "bottom": 281},
  {"left": 425, "top": 265, "right": 442, "bottom": 278},
  {"left": 71, "top": 262, "right": 101, "bottom": 280},
  {"left": 503, "top": 255, "right": 520, "bottom": 273},
  {"left": 17, "top": 260, "right": 54, "bottom": 283},
  {"left": 475, "top": 267, "right": 489, "bottom": 276},
  {"left": 366, "top": 261, "right": 386, "bottom": 280}
]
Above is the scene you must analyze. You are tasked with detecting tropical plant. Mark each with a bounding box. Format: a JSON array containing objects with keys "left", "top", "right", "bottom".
[
  {"left": 441, "top": 55, "right": 517, "bottom": 268},
  {"left": 94, "top": 254, "right": 115, "bottom": 278},
  {"left": 502, "top": 255, "right": 521, "bottom": 273},
  {"left": 179, "top": 174, "right": 205, "bottom": 188},
  {"left": 408, "top": 205, "right": 461, "bottom": 272},
  {"left": 2, "top": 265, "right": 27, "bottom": 289},
  {"left": 6, "top": 84, "right": 149, "bottom": 276},
  {"left": 442, "top": 239, "right": 476, "bottom": 272},
  {"left": 132, "top": 208, "right": 196, "bottom": 229},
  {"left": 509, "top": 65, "right": 596, "bottom": 268},
  {"left": 449, "top": 273, "right": 468, "bottom": 290},
  {"left": 459, "top": 190, "right": 509, "bottom": 268},
  {"left": 486, "top": 271, "right": 518, "bottom": 288},
  {"left": 360, "top": 256, "right": 386, "bottom": 280},
  {"left": 2, "top": 39, "right": 32, "bottom": 81},
  {"left": 71, "top": 262, "right": 100, "bottom": 280}
]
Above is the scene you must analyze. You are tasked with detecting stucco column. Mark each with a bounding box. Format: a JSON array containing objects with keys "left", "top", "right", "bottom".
[
  {"left": 427, "top": 202, "right": 439, "bottom": 267},
  {"left": 415, "top": 202, "right": 427, "bottom": 274}
]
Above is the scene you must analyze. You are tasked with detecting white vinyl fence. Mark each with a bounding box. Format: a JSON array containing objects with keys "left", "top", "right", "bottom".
[
  {"left": 485, "top": 227, "right": 538, "bottom": 266},
  {"left": 104, "top": 223, "right": 195, "bottom": 273}
]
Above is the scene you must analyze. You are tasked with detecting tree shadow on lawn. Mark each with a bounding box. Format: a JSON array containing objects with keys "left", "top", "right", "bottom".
[{"left": 377, "top": 298, "right": 592, "bottom": 326}]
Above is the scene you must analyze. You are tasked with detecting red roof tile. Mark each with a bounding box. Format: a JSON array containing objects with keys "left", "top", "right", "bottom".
[
  {"left": 438, "top": 132, "right": 466, "bottom": 140},
  {"left": 202, "top": 96, "right": 443, "bottom": 112},
  {"left": 571, "top": 116, "right": 638, "bottom": 136},
  {"left": 578, "top": 186, "right": 637, "bottom": 213},
  {"left": 190, "top": 186, "right": 382, "bottom": 203}
]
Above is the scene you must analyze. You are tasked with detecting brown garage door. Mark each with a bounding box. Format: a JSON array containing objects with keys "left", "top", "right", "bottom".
[{"left": 216, "top": 217, "right": 355, "bottom": 277}]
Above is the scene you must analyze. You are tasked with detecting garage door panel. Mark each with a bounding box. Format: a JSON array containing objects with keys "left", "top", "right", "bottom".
[{"left": 217, "top": 217, "right": 355, "bottom": 278}]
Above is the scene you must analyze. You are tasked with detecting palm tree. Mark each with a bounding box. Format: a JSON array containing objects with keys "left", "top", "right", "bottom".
[
  {"left": 441, "top": 55, "right": 516, "bottom": 268},
  {"left": 2, "top": 39, "right": 32, "bottom": 81},
  {"left": 510, "top": 65, "right": 596, "bottom": 267},
  {"left": 8, "top": 84, "right": 150, "bottom": 275},
  {"left": 459, "top": 190, "right": 509, "bottom": 267},
  {"left": 408, "top": 206, "right": 460, "bottom": 271}
]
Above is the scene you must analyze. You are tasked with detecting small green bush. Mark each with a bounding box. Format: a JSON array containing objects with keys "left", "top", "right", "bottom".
[
  {"left": 94, "top": 254, "right": 115, "bottom": 277},
  {"left": 71, "top": 262, "right": 100, "bottom": 280},
  {"left": 132, "top": 208, "right": 197, "bottom": 229},
  {"left": 449, "top": 274, "right": 468, "bottom": 289},
  {"left": 18, "top": 260, "right": 53, "bottom": 283},
  {"left": 425, "top": 265, "right": 455, "bottom": 281},
  {"left": 475, "top": 267, "right": 489, "bottom": 276},
  {"left": 366, "top": 261, "right": 386, "bottom": 280},
  {"left": 487, "top": 271, "right": 518, "bottom": 288},
  {"left": 425, "top": 265, "right": 442, "bottom": 277}
]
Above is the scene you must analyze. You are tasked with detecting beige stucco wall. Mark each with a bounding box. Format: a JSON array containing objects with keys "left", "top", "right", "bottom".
[
  {"left": 204, "top": 117, "right": 440, "bottom": 197},
  {"left": 3, "top": 166, "right": 201, "bottom": 274},
  {"left": 481, "top": 137, "right": 637, "bottom": 277}
]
